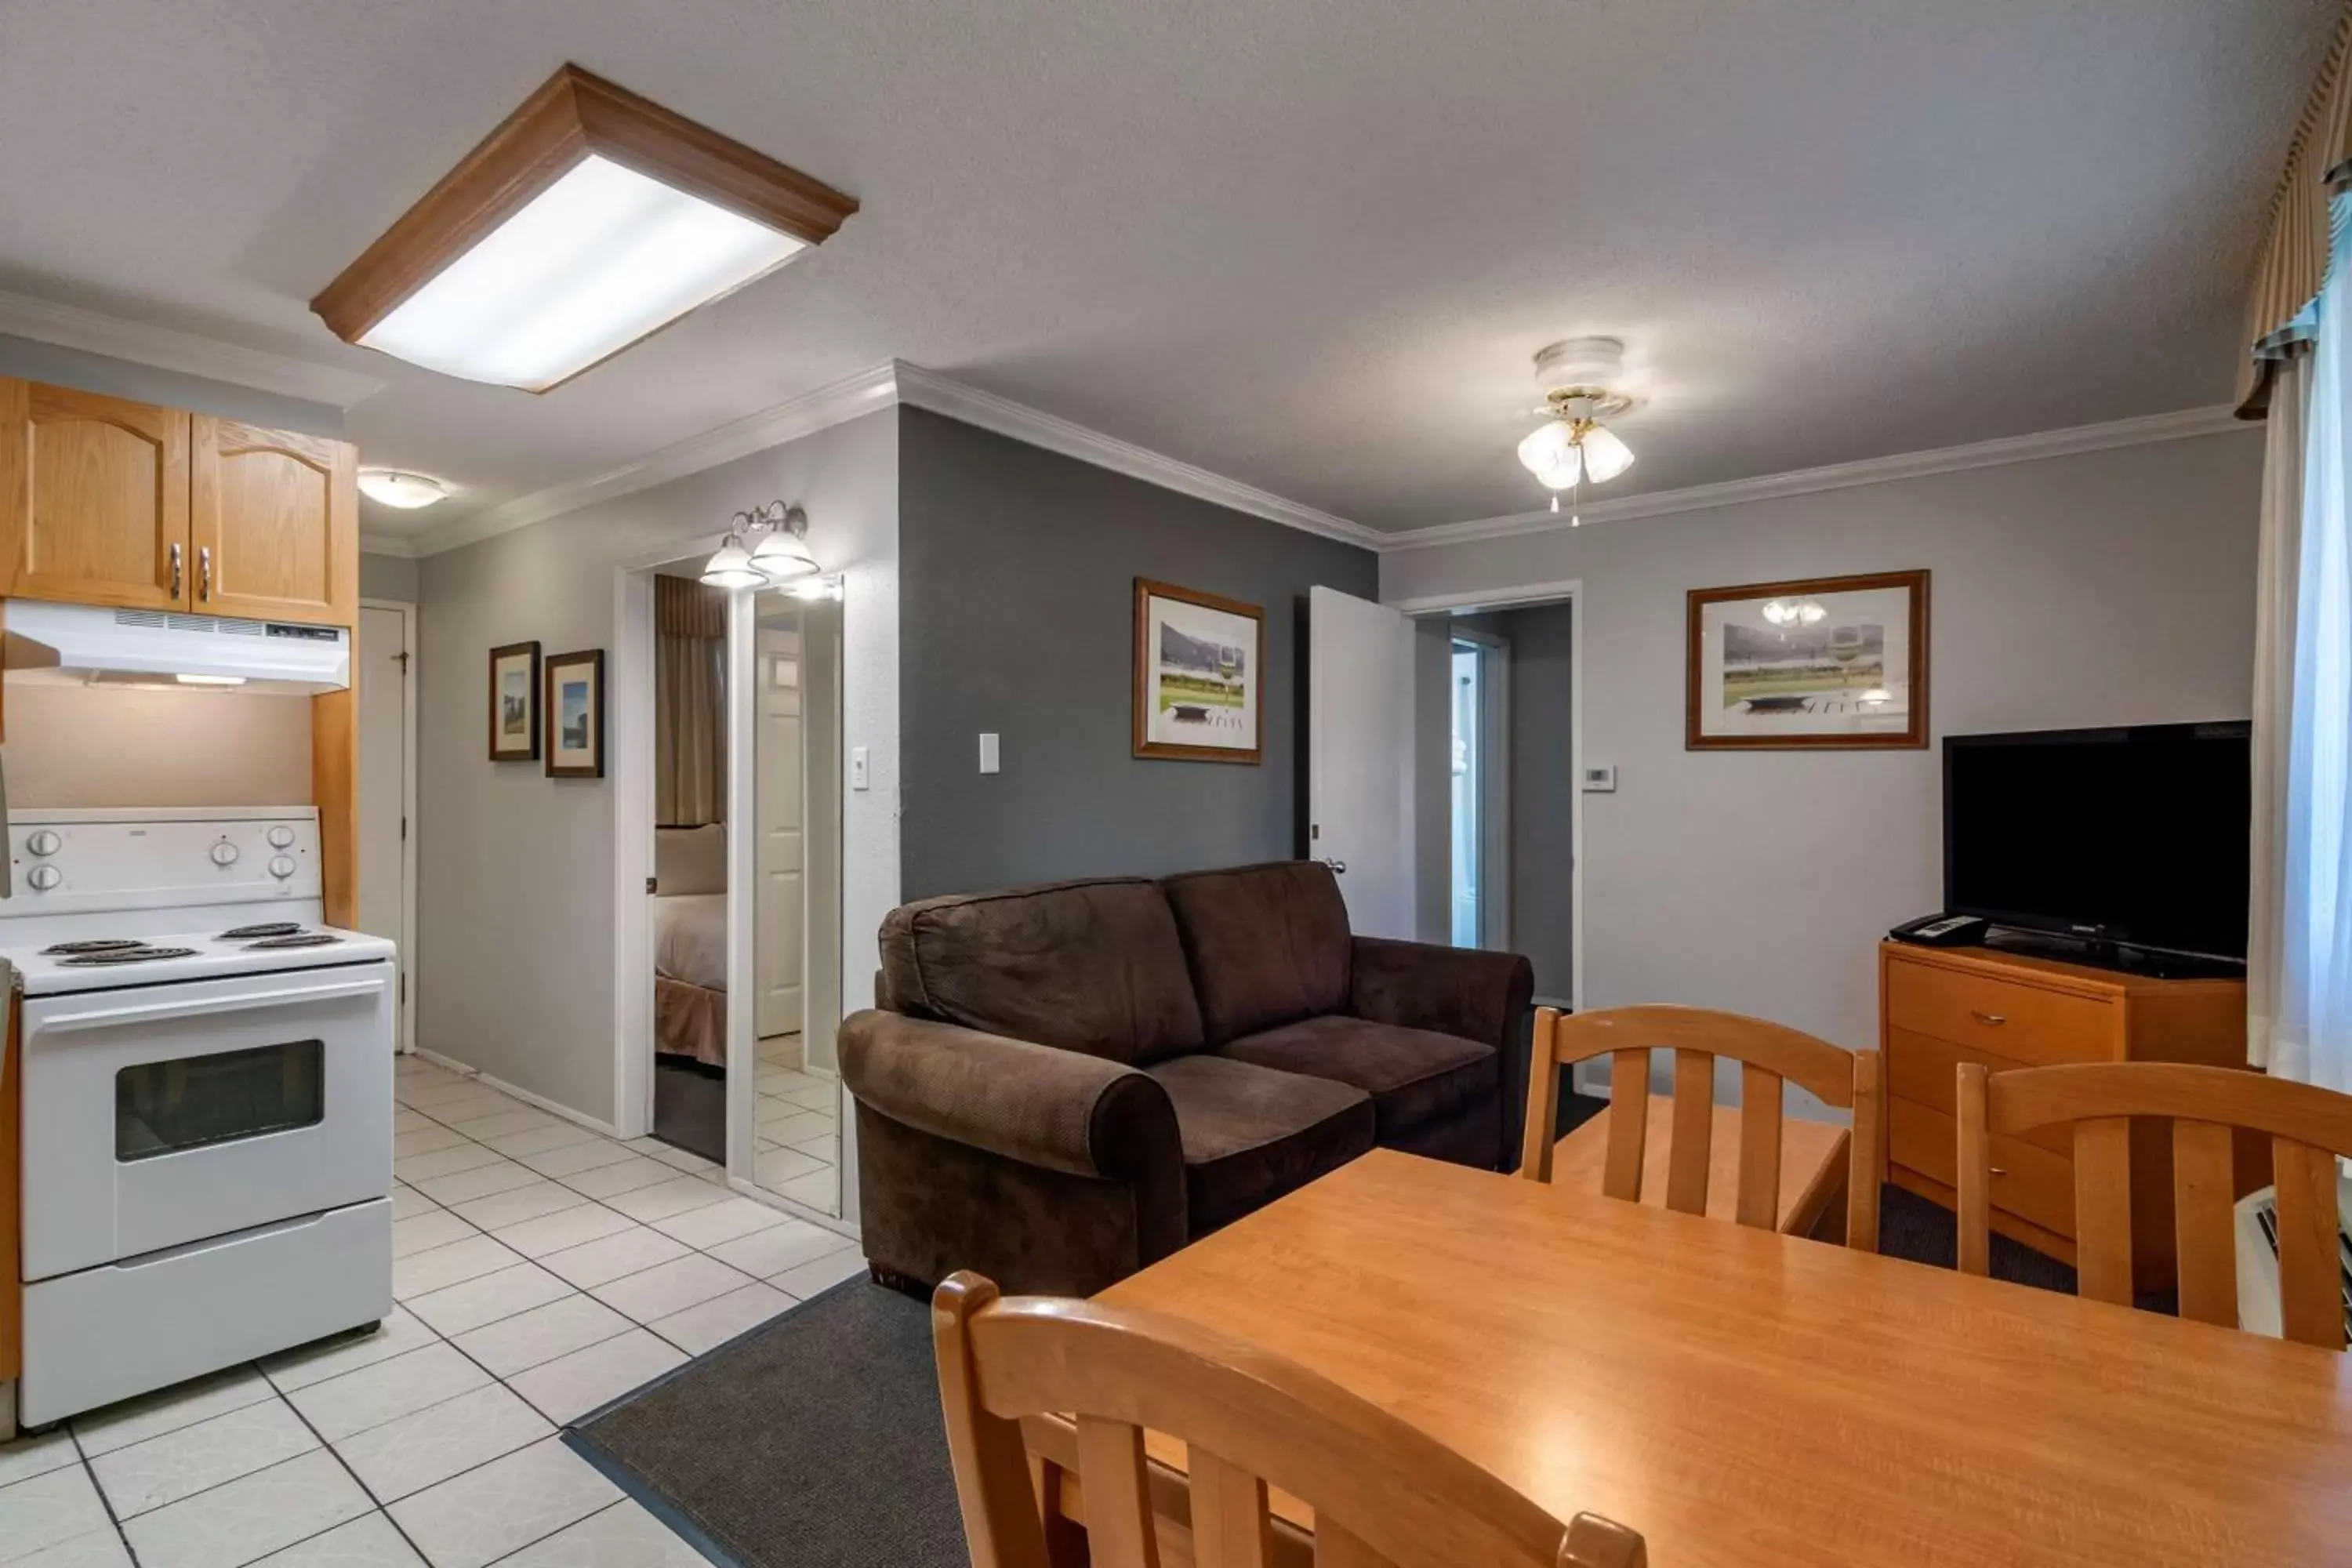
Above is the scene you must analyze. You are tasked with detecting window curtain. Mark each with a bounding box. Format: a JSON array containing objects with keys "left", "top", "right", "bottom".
[
  {"left": 655, "top": 575, "right": 728, "bottom": 827},
  {"left": 2248, "top": 2, "right": 2352, "bottom": 1089}
]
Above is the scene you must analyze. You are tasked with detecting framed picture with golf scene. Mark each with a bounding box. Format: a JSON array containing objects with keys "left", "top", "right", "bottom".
[
  {"left": 488, "top": 641, "right": 541, "bottom": 761},
  {"left": 1686, "top": 570, "right": 1929, "bottom": 750},
  {"left": 1133, "top": 577, "right": 1265, "bottom": 763},
  {"left": 545, "top": 648, "right": 606, "bottom": 779}
]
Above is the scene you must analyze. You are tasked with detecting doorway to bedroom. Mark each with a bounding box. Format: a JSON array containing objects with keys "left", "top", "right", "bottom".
[{"left": 649, "top": 566, "right": 732, "bottom": 1164}]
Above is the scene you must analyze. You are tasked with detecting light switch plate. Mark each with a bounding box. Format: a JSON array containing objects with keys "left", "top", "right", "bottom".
[
  {"left": 1581, "top": 764, "right": 1617, "bottom": 793},
  {"left": 978, "top": 733, "right": 1000, "bottom": 775},
  {"left": 851, "top": 747, "right": 870, "bottom": 790}
]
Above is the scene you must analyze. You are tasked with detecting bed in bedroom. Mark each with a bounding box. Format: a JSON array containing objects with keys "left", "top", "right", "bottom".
[{"left": 653, "top": 825, "right": 728, "bottom": 1067}]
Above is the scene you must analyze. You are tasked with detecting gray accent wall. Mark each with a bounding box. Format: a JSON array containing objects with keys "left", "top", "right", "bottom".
[
  {"left": 413, "top": 409, "right": 898, "bottom": 1123},
  {"left": 897, "top": 407, "right": 1379, "bottom": 898},
  {"left": 1494, "top": 603, "right": 1576, "bottom": 1002},
  {"left": 0, "top": 334, "right": 344, "bottom": 436},
  {"left": 1383, "top": 429, "right": 2263, "bottom": 1054}
]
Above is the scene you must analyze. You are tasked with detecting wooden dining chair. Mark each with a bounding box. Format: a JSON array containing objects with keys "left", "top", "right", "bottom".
[
  {"left": 1956, "top": 1060, "right": 2352, "bottom": 1349},
  {"left": 1519, "top": 1005, "right": 1885, "bottom": 1251},
  {"left": 933, "top": 1271, "right": 1646, "bottom": 1568}
]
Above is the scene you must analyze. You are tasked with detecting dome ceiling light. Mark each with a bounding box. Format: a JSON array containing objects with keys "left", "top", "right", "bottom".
[
  {"left": 1515, "top": 336, "right": 1636, "bottom": 525},
  {"left": 355, "top": 470, "right": 448, "bottom": 510}
]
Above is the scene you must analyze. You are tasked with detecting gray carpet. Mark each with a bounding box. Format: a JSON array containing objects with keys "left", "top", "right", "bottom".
[
  {"left": 568, "top": 1164, "right": 2159, "bottom": 1568},
  {"left": 570, "top": 1279, "right": 964, "bottom": 1568}
]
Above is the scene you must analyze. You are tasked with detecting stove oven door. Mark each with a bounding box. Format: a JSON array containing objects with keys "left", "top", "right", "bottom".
[{"left": 20, "top": 962, "right": 394, "bottom": 1280}]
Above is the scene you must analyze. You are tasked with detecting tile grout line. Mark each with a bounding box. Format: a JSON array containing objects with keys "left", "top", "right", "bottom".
[
  {"left": 270, "top": 1374, "right": 441, "bottom": 1567},
  {"left": 65, "top": 1419, "right": 140, "bottom": 1567}
]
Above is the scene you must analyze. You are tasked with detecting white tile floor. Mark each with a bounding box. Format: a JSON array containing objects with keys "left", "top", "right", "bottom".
[
  {"left": 0, "top": 1054, "right": 868, "bottom": 1566},
  {"left": 749, "top": 1037, "right": 840, "bottom": 1213}
]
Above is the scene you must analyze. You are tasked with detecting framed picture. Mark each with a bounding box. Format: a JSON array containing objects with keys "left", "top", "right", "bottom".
[
  {"left": 1133, "top": 578, "right": 1264, "bottom": 764},
  {"left": 544, "top": 648, "right": 606, "bottom": 779},
  {"left": 487, "top": 641, "right": 540, "bottom": 761},
  {"left": 1687, "top": 570, "right": 1929, "bottom": 750}
]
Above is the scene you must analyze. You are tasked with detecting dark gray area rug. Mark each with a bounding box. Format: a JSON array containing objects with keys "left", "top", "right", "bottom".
[
  {"left": 570, "top": 1279, "right": 964, "bottom": 1568},
  {"left": 568, "top": 1162, "right": 2158, "bottom": 1568}
]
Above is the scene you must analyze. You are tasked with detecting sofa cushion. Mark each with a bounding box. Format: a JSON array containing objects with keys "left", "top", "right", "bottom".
[
  {"left": 1145, "top": 1056, "right": 1374, "bottom": 1236},
  {"left": 1219, "top": 1014, "right": 1497, "bottom": 1144},
  {"left": 879, "top": 878, "right": 1203, "bottom": 1065},
  {"left": 1160, "top": 862, "right": 1353, "bottom": 1044}
]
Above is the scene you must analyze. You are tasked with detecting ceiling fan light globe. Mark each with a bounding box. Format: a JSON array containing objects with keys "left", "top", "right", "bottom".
[
  {"left": 1580, "top": 423, "right": 1635, "bottom": 484},
  {"left": 1516, "top": 419, "right": 1576, "bottom": 476}
]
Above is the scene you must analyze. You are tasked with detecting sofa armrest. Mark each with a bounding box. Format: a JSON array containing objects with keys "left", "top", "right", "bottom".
[
  {"left": 1347, "top": 936, "right": 1533, "bottom": 1052},
  {"left": 838, "top": 1009, "right": 1180, "bottom": 1185}
]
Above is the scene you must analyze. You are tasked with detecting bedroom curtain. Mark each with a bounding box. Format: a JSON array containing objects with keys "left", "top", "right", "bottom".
[{"left": 655, "top": 575, "right": 728, "bottom": 827}]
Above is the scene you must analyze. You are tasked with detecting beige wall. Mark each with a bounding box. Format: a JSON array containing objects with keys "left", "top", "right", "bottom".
[
  {"left": 8, "top": 684, "right": 312, "bottom": 807},
  {"left": 1381, "top": 428, "right": 2263, "bottom": 1056},
  {"left": 412, "top": 409, "right": 898, "bottom": 1127},
  {"left": 361, "top": 554, "right": 419, "bottom": 602}
]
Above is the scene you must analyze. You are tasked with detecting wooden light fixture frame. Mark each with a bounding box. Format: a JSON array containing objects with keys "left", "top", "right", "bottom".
[{"left": 310, "top": 64, "right": 858, "bottom": 389}]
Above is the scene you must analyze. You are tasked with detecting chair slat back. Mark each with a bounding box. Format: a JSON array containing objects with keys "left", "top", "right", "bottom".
[
  {"left": 1955, "top": 1061, "right": 2352, "bottom": 1351},
  {"left": 1520, "top": 1005, "right": 1883, "bottom": 1250},
  {"left": 932, "top": 1273, "right": 1647, "bottom": 1568}
]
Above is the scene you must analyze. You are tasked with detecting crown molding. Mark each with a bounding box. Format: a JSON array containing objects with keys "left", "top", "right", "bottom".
[
  {"left": 407, "top": 359, "right": 1385, "bottom": 557},
  {"left": 1380, "top": 404, "right": 2249, "bottom": 552},
  {"left": 411, "top": 362, "right": 901, "bottom": 557},
  {"left": 0, "top": 290, "right": 387, "bottom": 409},
  {"left": 891, "top": 362, "right": 1385, "bottom": 549}
]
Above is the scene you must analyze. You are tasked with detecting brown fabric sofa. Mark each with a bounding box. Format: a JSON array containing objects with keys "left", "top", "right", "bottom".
[{"left": 840, "top": 860, "right": 1534, "bottom": 1296}]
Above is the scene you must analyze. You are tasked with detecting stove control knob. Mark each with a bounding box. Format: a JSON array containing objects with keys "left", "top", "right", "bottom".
[
  {"left": 25, "top": 866, "right": 60, "bottom": 892},
  {"left": 266, "top": 826, "right": 296, "bottom": 850},
  {"left": 24, "top": 830, "right": 60, "bottom": 857},
  {"left": 209, "top": 841, "right": 240, "bottom": 867},
  {"left": 268, "top": 855, "right": 297, "bottom": 880}
]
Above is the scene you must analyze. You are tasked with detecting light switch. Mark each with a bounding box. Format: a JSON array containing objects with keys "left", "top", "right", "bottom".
[
  {"left": 978, "top": 733, "right": 1000, "bottom": 775},
  {"left": 1581, "top": 764, "right": 1617, "bottom": 793},
  {"left": 851, "top": 747, "right": 870, "bottom": 790}
]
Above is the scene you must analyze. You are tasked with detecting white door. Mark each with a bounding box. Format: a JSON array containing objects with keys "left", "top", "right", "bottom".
[
  {"left": 754, "top": 626, "right": 805, "bottom": 1039},
  {"left": 355, "top": 604, "right": 408, "bottom": 1044},
  {"left": 1308, "top": 586, "right": 1416, "bottom": 938}
]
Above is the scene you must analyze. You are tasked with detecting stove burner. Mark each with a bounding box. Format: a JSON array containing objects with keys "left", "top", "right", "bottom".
[
  {"left": 244, "top": 932, "right": 342, "bottom": 949},
  {"left": 56, "top": 946, "right": 198, "bottom": 967},
  {"left": 39, "top": 938, "right": 147, "bottom": 956},
  {"left": 219, "top": 922, "right": 303, "bottom": 940}
]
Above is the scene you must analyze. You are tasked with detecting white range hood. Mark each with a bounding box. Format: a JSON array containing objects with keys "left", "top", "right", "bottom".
[{"left": 3, "top": 601, "right": 350, "bottom": 695}]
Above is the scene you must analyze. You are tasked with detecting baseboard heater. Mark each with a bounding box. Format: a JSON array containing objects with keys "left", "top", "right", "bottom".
[{"left": 2233, "top": 1180, "right": 2352, "bottom": 1345}]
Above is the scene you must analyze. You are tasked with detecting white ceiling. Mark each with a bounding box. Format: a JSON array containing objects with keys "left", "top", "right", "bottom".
[{"left": 0, "top": 1, "right": 2329, "bottom": 543}]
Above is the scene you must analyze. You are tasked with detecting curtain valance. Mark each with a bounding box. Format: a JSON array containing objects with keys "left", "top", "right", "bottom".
[{"left": 2241, "top": 5, "right": 2352, "bottom": 416}]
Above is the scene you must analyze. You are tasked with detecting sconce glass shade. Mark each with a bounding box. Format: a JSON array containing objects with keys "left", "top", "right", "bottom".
[
  {"left": 749, "top": 529, "right": 818, "bottom": 581},
  {"left": 699, "top": 534, "right": 766, "bottom": 590}
]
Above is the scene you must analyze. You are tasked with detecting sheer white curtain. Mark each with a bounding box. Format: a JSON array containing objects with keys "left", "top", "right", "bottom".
[{"left": 2253, "top": 208, "right": 2352, "bottom": 1093}]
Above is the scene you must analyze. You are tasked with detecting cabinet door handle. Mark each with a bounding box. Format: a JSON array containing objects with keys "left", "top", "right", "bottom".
[
  {"left": 1970, "top": 1010, "right": 2006, "bottom": 1026},
  {"left": 169, "top": 542, "right": 183, "bottom": 598},
  {"left": 1990, "top": 1166, "right": 2009, "bottom": 1177},
  {"left": 198, "top": 545, "right": 212, "bottom": 601}
]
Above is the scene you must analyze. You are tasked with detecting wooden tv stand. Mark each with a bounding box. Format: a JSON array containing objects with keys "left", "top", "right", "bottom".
[{"left": 1878, "top": 938, "right": 2247, "bottom": 1290}]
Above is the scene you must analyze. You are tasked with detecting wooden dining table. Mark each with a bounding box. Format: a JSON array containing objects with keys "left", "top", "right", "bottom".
[{"left": 1048, "top": 1148, "right": 2352, "bottom": 1567}]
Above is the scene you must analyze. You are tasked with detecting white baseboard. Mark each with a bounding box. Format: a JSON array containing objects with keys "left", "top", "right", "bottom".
[{"left": 412, "top": 1048, "right": 622, "bottom": 1139}]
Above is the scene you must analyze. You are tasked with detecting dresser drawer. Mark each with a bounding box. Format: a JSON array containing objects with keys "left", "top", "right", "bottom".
[
  {"left": 1889, "top": 1096, "right": 2074, "bottom": 1240},
  {"left": 1886, "top": 1029, "right": 2070, "bottom": 1156},
  {"left": 1884, "top": 958, "right": 2113, "bottom": 1067}
]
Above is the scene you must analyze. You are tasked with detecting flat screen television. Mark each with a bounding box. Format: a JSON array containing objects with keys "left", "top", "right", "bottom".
[{"left": 1944, "top": 721, "right": 2252, "bottom": 964}]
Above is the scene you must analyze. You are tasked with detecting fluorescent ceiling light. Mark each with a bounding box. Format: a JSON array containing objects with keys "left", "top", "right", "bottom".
[
  {"left": 360, "top": 157, "right": 804, "bottom": 391},
  {"left": 356, "top": 470, "right": 448, "bottom": 509},
  {"left": 312, "top": 65, "right": 858, "bottom": 394}
]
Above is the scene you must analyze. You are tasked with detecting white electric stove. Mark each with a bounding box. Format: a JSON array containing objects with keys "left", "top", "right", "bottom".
[{"left": 0, "top": 808, "right": 395, "bottom": 1426}]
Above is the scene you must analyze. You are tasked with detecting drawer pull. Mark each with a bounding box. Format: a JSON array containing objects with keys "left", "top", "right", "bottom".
[
  {"left": 1990, "top": 1166, "right": 2009, "bottom": 1176},
  {"left": 1970, "top": 1010, "right": 2007, "bottom": 1026}
]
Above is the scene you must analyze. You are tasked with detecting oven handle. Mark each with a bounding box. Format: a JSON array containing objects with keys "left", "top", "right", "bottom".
[{"left": 34, "top": 975, "right": 387, "bottom": 1034}]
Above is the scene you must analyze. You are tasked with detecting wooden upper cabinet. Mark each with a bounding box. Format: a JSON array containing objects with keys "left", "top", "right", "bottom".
[
  {"left": 0, "top": 379, "right": 191, "bottom": 611},
  {"left": 190, "top": 416, "right": 358, "bottom": 626}
]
